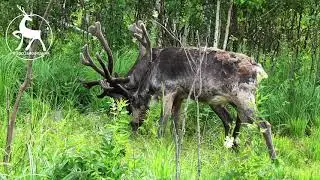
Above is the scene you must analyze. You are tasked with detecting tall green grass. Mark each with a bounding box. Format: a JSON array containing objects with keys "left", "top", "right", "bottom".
[
  {"left": 0, "top": 35, "right": 320, "bottom": 178},
  {"left": 259, "top": 49, "right": 320, "bottom": 137}
]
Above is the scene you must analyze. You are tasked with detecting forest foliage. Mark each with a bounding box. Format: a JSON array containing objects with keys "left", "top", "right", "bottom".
[{"left": 0, "top": 0, "right": 320, "bottom": 179}]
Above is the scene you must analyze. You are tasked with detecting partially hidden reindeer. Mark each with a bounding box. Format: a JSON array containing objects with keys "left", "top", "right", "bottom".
[
  {"left": 13, "top": 6, "right": 47, "bottom": 51},
  {"left": 80, "top": 21, "right": 276, "bottom": 160},
  {"left": 80, "top": 21, "right": 241, "bottom": 148},
  {"left": 128, "top": 21, "right": 242, "bottom": 146}
]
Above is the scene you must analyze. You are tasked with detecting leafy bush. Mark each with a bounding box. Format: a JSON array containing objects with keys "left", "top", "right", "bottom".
[{"left": 49, "top": 100, "right": 131, "bottom": 179}]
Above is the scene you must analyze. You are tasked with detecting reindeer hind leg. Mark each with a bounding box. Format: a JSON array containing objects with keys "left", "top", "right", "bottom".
[{"left": 171, "top": 97, "right": 183, "bottom": 138}]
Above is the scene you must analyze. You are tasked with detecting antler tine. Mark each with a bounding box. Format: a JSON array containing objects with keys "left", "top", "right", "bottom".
[
  {"left": 133, "top": 33, "right": 148, "bottom": 47},
  {"left": 80, "top": 45, "right": 105, "bottom": 77},
  {"left": 81, "top": 21, "right": 133, "bottom": 99},
  {"left": 116, "top": 84, "right": 133, "bottom": 99},
  {"left": 17, "top": 5, "right": 25, "bottom": 14},
  {"left": 99, "top": 79, "right": 114, "bottom": 90},
  {"left": 138, "top": 21, "right": 152, "bottom": 62},
  {"left": 129, "top": 21, "right": 149, "bottom": 48},
  {"left": 79, "top": 79, "right": 100, "bottom": 89},
  {"left": 96, "top": 53, "right": 130, "bottom": 84},
  {"left": 129, "top": 22, "right": 143, "bottom": 35},
  {"left": 88, "top": 22, "right": 114, "bottom": 75},
  {"left": 139, "top": 22, "right": 151, "bottom": 51},
  {"left": 97, "top": 82, "right": 132, "bottom": 99},
  {"left": 95, "top": 52, "right": 112, "bottom": 81}
]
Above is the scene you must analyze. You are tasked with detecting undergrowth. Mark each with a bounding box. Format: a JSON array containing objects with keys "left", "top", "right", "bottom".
[{"left": 0, "top": 36, "right": 320, "bottom": 179}]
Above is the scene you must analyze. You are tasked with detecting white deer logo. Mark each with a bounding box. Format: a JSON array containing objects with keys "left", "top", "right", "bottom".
[{"left": 12, "top": 6, "right": 47, "bottom": 51}]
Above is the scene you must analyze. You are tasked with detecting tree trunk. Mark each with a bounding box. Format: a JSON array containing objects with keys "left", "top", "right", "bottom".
[
  {"left": 223, "top": 0, "right": 233, "bottom": 50},
  {"left": 3, "top": 61, "right": 33, "bottom": 166},
  {"left": 157, "top": 0, "right": 165, "bottom": 46},
  {"left": 230, "top": 2, "right": 238, "bottom": 51},
  {"left": 213, "top": 0, "right": 220, "bottom": 48}
]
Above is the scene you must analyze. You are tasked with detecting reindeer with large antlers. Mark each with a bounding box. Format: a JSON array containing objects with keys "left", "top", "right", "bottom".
[
  {"left": 80, "top": 21, "right": 276, "bottom": 160},
  {"left": 128, "top": 21, "right": 242, "bottom": 143},
  {"left": 81, "top": 21, "right": 239, "bottom": 147}
]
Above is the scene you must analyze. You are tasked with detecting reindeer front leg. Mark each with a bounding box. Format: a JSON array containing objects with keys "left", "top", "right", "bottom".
[
  {"left": 234, "top": 93, "right": 277, "bottom": 160},
  {"left": 158, "top": 91, "right": 176, "bottom": 137},
  {"left": 210, "top": 105, "right": 233, "bottom": 137},
  {"left": 232, "top": 115, "right": 241, "bottom": 149},
  {"left": 210, "top": 105, "right": 243, "bottom": 149}
]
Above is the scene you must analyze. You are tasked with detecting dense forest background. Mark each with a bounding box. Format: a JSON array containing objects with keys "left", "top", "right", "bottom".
[{"left": 0, "top": 0, "right": 320, "bottom": 179}]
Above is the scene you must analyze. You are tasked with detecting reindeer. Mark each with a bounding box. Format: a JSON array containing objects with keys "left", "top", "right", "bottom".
[
  {"left": 128, "top": 22, "right": 245, "bottom": 145},
  {"left": 80, "top": 21, "right": 276, "bottom": 159},
  {"left": 80, "top": 21, "right": 241, "bottom": 148},
  {"left": 13, "top": 6, "right": 47, "bottom": 51}
]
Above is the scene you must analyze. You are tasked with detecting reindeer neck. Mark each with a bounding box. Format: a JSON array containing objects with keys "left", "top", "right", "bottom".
[{"left": 19, "top": 18, "right": 29, "bottom": 31}]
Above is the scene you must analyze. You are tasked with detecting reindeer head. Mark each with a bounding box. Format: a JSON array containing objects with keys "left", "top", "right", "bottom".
[
  {"left": 17, "top": 5, "right": 32, "bottom": 21},
  {"left": 129, "top": 92, "right": 152, "bottom": 131},
  {"left": 80, "top": 20, "right": 154, "bottom": 131},
  {"left": 79, "top": 21, "right": 147, "bottom": 126}
]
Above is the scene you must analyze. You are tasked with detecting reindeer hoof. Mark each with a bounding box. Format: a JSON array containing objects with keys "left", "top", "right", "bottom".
[
  {"left": 224, "top": 136, "right": 234, "bottom": 149},
  {"left": 234, "top": 137, "right": 240, "bottom": 146}
]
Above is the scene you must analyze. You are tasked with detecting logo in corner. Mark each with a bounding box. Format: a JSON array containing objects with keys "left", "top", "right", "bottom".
[{"left": 5, "top": 5, "right": 53, "bottom": 60}]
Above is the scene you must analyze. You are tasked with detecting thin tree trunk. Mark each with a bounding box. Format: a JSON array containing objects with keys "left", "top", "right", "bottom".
[
  {"left": 310, "top": 19, "right": 318, "bottom": 80},
  {"left": 223, "top": 0, "right": 233, "bottom": 50},
  {"left": 196, "top": 99, "right": 201, "bottom": 179},
  {"left": 230, "top": 2, "right": 238, "bottom": 51},
  {"left": 288, "top": 11, "right": 302, "bottom": 113},
  {"left": 158, "top": 0, "right": 165, "bottom": 46},
  {"left": 3, "top": 61, "right": 33, "bottom": 165},
  {"left": 181, "top": 24, "right": 189, "bottom": 46},
  {"left": 288, "top": 11, "right": 297, "bottom": 81},
  {"left": 316, "top": 44, "right": 320, "bottom": 86},
  {"left": 213, "top": 0, "right": 220, "bottom": 48},
  {"left": 3, "top": 0, "right": 54, "bottom": 167},
  {"left": 6, "top": 88, "right": 10, "bottom": 138}
]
